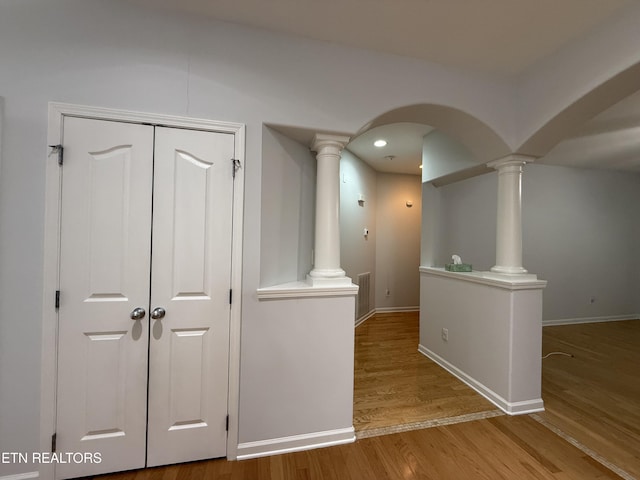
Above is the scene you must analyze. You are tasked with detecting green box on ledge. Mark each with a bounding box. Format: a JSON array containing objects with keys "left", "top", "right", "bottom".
[{"left": 445, "top": 263, "right": 472, "bottom": 272}]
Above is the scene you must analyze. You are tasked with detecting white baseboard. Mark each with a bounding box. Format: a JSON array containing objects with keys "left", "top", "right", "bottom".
[
  {"left": 355, "top": 307, "right": 420, "bottom": 328},
  {"left": 0, "top": 472, "right": 39, "bottom": 480},
  {"left": 355, "top": 309, "right": 376, "bottom": 327},
  {"left": 236, "top": 427, "right": 355, "bottom": 460},
  {"left": 418, "top": 344, "right": 544, "bottom": 416},
  {"left": 543, "top": 313, "right": 639, "bottom": 327},
  {"left": 375, "top": 306, "right": 420, "bottom": 313}
]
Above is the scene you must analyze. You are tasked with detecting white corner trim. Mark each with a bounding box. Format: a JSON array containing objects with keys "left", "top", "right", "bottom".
[
  {"left": 543, "top": 314, "right": 639, "bottom": 327},
  {"left": 256, "top": 281, "right": 358, "bottom": 300},
  {"left": 0, "top": 96, "right": 4, "bottom": 178},
  {"left": 47, "top": 102, "right": 244, "bottom": 138},
  {"left": 236, "top": 427, "right": 355, "bottom": 460},
  {"left": 0, "top": 472, "right": 40, "bottom": 480},
  {"left": 418, "top": 344, "right": 544, "bottom": 416}
]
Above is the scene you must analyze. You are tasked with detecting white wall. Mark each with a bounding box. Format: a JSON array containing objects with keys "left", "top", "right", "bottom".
[
  {"left": 375, "top": 174, "right": 422, "bottom": 309},
  {"left": 422, "top": 130, "right": 478, "bottom": 183},
  {"left": 340, "top": 150, "right": 377, "bottom": 315},
  {"left": 239, "top": 295, "right": 355, "bottom": 443},
  {"left": 260, "top": 127, "right": 316, "bottom": 286},
  {"left": 429, "top": 164, "right": 640, "bottom": 321},
  {"left": 0, "top": 1, "right": 520, "bottom": 475}
]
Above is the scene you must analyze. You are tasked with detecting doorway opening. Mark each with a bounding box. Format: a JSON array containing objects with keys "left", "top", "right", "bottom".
[{"left": 342, "top": 106, "right": 511, "bottom": 437}]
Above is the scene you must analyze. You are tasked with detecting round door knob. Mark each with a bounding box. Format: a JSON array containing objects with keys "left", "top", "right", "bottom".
[
  {"left": 130, "top": 307, "right": 146, "bottom": 320},
  {"left": 151, "top": 307, "right": 166, "bottom": 320}
]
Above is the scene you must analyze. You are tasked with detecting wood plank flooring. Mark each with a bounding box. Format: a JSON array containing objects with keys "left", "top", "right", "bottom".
[
  {"left": 91, "top": 314, "right": 638, "bottom": 480},
  {"left": 353, "top": 312, "right": 498, "bottom": 433},
  {"left": 540, "top": 319, "right": 640, "bottom": 479},
  {"left": 96, "top": 415, "right": 623, "bottom": 480}
]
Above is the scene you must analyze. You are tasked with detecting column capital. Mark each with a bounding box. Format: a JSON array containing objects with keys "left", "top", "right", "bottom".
[
  {"left": 310, "top": 133, "right": 350, "bottom": 153},
  {"left": 487, "top": 154, "right": 537, "bottom": 171}
]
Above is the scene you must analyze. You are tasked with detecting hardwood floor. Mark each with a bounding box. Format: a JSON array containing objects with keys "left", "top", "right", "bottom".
[
  {"left": 91, "top": 314, "right": 638, "bottom": 480},
  {"left": 540, "top": 319, "right": 640, "bottom": 479},
  {"left": 96, "top": 416, "right": 623, "bottom": 480},
  {"left": 353, "top": 312, "right": 498, "bottom": 434}
]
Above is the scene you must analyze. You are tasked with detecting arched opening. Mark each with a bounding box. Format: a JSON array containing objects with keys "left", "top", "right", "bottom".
[{"left": 343, "top": 104, "right": 512, "bottom": 436}]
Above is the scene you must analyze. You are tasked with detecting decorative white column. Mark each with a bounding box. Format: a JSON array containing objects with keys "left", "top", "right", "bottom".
[
  {"left": 487, "top": 154, "right": 535, "bottom": 275},
  {"left": 307, "top": 133, "right": 352, "bottom": 286}
]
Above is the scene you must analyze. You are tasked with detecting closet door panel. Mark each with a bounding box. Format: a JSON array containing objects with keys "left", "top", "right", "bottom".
[
  {"left": 147, "top": 126, "right": 235, "bottom": 466},
  {"left": 56, "top": 117, "right": 153, "bottom": 479}
]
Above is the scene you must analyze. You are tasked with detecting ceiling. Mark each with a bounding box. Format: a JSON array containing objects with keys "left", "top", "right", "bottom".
[
  {"left": 347, "top": 123, "right": 433, "bottom": 175},
  {"left": 128, "top": 0, "right": 631, "bottom": 76},
  {"left": 540, "top": 89, "right": 640, "bottom": 173},
  {"left": 129, "top": 0, "right": 640, "bottom": 177}
]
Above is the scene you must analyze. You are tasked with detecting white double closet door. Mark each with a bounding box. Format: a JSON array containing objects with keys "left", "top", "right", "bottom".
[{"left": 55, "top": 117, "right": 235, "bottom": 479}]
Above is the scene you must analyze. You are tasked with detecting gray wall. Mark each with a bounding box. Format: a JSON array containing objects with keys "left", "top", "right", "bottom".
[
  {"left": 420, "top": 182, "right": 443, "bottom": 267},
  {"left": 340, "top": 150, "right": 377, "bottom": 314},
  {"left": 437, "top": 172, "right": 496, "bottom": 270},
  {"left": 428, "top": 164, "right": 640, "bottom": 321},
  {"left": 340, "top": 152, "right": 422, "bottom": 312},
  {"left": 375, "top": 173, "right": 422, "bottom": 309},
  {"left": 636, "top": 214, "right": 640, "bottom": 314},
  {"left": 260, "top": 126, "right": 316, "bottom": 286},
  {"left": 523, "top": 165, "right": 640, "bottom": 320},
  {"left": 637, "top": 217, "right": 640, "bottom": 314}
]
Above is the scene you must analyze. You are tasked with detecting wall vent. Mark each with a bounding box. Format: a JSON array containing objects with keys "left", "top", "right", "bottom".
[{"left": 357, "top": 272, "right": 371, "bottom": 320}]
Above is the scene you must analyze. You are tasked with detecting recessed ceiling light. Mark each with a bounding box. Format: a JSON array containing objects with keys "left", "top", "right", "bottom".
[{"left": 374, "top": 139, "right": 387, "bottom": 147}]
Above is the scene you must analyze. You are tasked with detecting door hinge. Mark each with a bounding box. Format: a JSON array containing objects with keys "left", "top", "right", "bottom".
[
  {"left": 231, "top": 158, "right": 241, "bottom": 178},
  {"left": 55, "top": 290, "right": 60, "bottom": 310},
  {"left": 229, "top": 289, "right": 232, "bottom": 305},
  {"left": 51, "top": 433, "right": 57, "bottom": 453},
  {"left": 49, "top": 145, "right": 64, "bottom": 166},
  {"left": 226, "top": 415, "right": 229, "bottom": 432}
]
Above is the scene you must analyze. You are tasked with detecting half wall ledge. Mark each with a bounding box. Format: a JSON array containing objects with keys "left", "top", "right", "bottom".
[
  {"left": 257, "top": 281, "right": 359, "bottom": 300},
  {"left": 419, "top": 266, "right": 547, "bottom": 290},
  {"left": 419, "top": 266, "right": 547, "bottom": 415}
]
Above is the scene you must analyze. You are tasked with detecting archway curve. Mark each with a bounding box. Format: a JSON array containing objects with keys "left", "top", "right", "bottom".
[
  {"left": 517, "top": 61, "right": 640, "bottom": 158},
  {"left": 354, "top": 103, "right": 512, "bottom": 165}
]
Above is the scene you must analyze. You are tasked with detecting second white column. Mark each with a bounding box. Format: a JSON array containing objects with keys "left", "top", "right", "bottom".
[{"left": 488, "top": 154, "right": 535, "bottom": 275}]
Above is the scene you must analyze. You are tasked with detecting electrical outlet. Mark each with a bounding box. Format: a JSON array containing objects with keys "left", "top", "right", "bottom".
[
  {"left": 441, "top": 328, "right": 449, "bottom": 342},
  {"left": 385, "top": 289, "right": 390, "bottom": 297},
  {"left": 590, "top": 296, "right": 596, "bottom": 304}
]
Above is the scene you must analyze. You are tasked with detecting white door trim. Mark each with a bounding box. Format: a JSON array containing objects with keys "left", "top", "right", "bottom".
[{"left": 40, "top": 103, "right": 245, "bottom": 479}]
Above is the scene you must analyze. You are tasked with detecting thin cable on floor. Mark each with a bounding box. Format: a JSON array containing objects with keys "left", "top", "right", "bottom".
[{"left": 542, "top": 351, "right": 574, "bottom": 359}]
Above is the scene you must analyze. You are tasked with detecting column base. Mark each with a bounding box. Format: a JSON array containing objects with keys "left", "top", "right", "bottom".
[
  {"left": 306, "top": 270, "right": 353, "bottom": 287},
  {"left": 491, "top": 265, "right": 528, "bottom": 275}
]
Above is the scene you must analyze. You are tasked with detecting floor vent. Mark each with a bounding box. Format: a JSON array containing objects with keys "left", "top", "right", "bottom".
[{"left": 357, "top": 272, "right": 371, "bottom": 320}]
